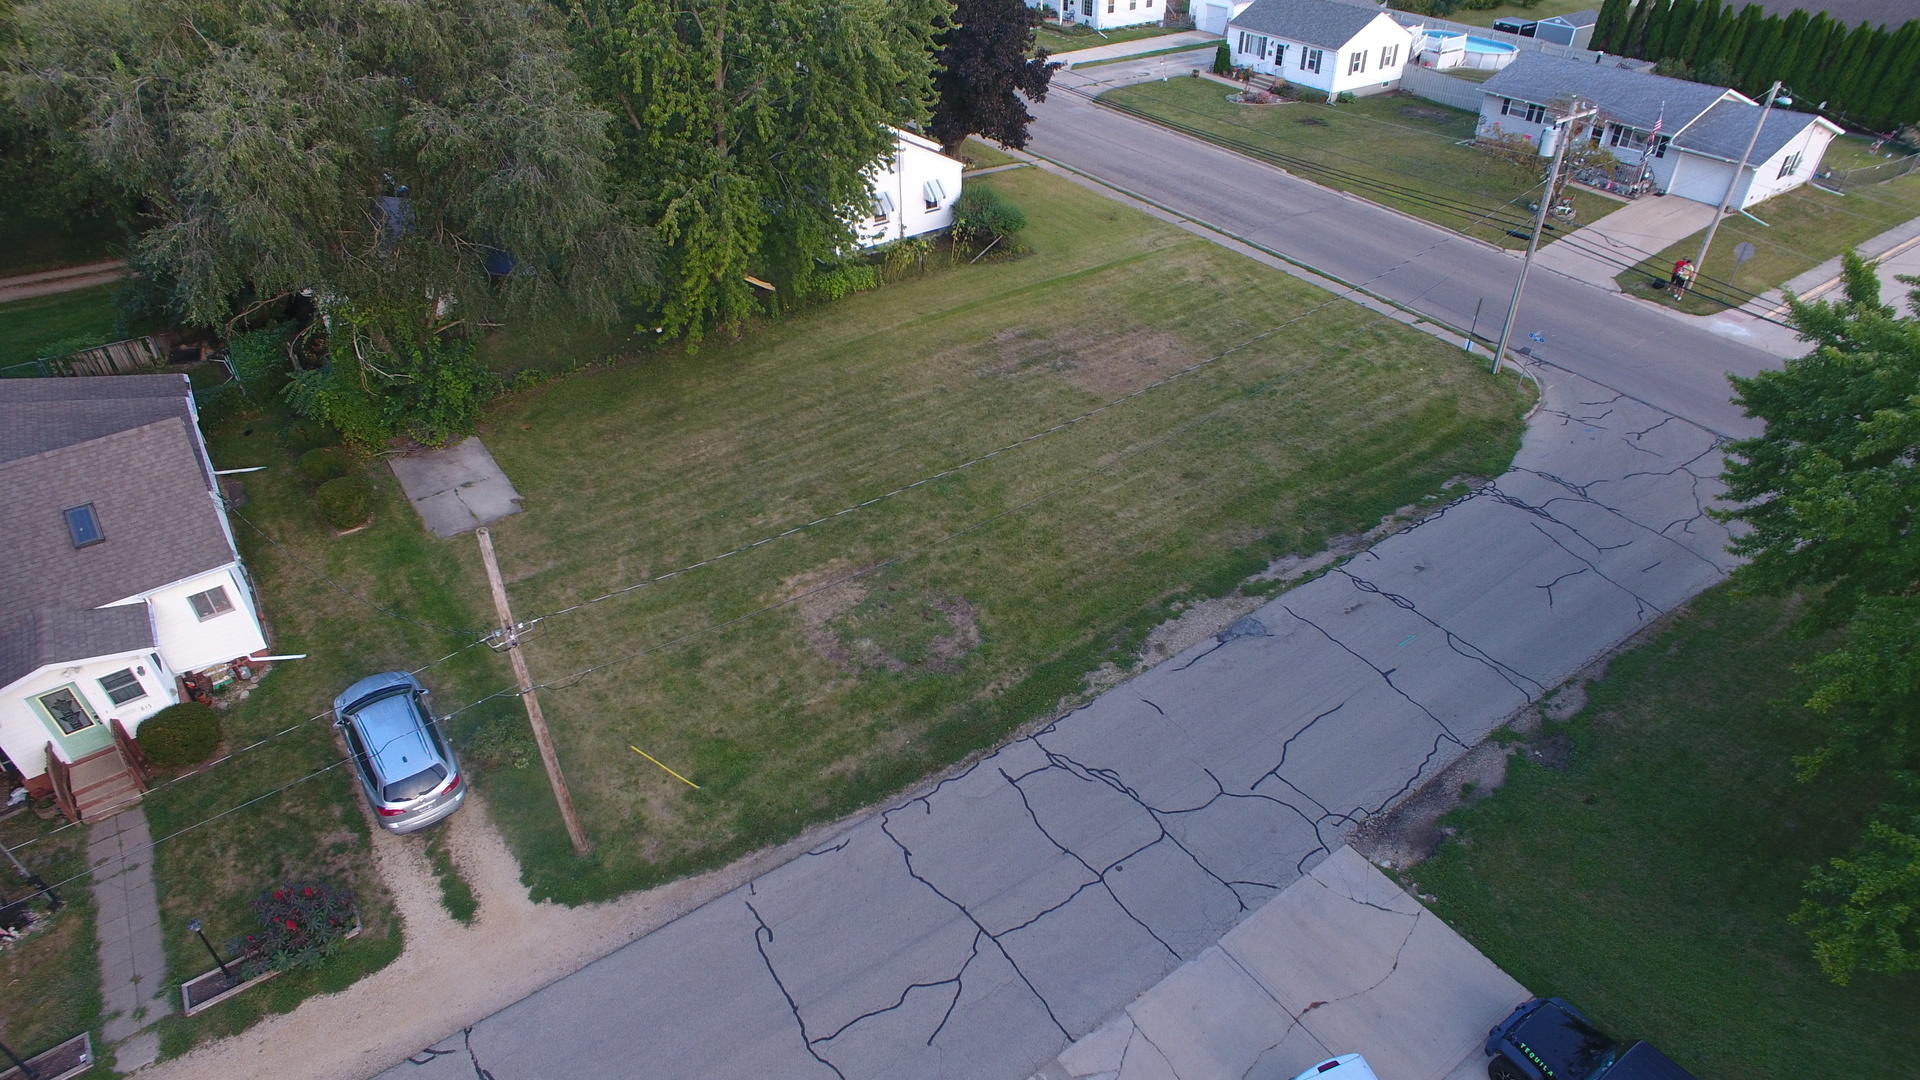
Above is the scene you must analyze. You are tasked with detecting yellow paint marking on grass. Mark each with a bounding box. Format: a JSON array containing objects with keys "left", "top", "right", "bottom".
[{"left": 631, "top": 746, "right": 701, "bottom": 789}]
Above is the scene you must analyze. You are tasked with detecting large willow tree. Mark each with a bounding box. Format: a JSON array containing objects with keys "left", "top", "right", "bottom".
[
  {"left": 6, "top": 0, "right": 650, "bottom": 345},
  {"left": 564, "top": 0, "right": 946, "bottom": 341}
]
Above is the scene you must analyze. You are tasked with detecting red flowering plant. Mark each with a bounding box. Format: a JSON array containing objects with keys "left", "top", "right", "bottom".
[{"left": 226, "top": 880, "right": 358, "bottom": 979}]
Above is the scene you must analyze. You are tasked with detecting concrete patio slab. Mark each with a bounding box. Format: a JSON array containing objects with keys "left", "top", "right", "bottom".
[
  {"left": 1031, "top": 847, "right": 1529, "bottom": 1080},
  {"left": 386, "top": 437, "right": 524, "bottom": 538}
]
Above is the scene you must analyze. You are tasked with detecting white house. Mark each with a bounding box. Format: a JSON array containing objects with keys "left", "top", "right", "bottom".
[
  {"left": 1033, "top": 0, "right": 1167, "bottom": 33},
  {"left": 858, "top": 127, "right": 964, "bottom": 248},
  {"left": 1226, "top": 0, "right": 1415, "bottom": 99},
  {"left": 0, "top": 374, "right": 269, "bottom": 819},
  {"left": 1476, "top": 53, "right": 1843, "bottom": 209}
]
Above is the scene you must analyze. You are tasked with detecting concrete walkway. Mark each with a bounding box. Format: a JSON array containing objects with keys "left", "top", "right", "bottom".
[
  {"left": 0, "top": 259, "right": 129, "bottom": 304},
  {"left": 1533, "top": 197, "right": 1714, "bottom": 292},
  {"left": 88, "top": 808, "right": 170, "bottom": 1072},
  {"left": 1053, "top": 30, "right": 1220, "bottom": 67},
  {"left": 1031, "top": 847, "right": 1528, "bottom": 1080}
]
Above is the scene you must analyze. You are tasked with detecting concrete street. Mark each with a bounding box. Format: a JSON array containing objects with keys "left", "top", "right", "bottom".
[{"left": 367, "top": 61, "right": 1771, "bottom": 1080}]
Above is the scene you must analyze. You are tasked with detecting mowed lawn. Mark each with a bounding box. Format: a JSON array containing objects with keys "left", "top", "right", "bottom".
[
  {"left": 1100, "top": 79, "right": 1613, "bottom": 249},
  {"left": 1415, "top": 586, "right": 1920, "bottom": 1079},
  {"left": 470, "top": 167, "right": 1528, "bottom": 901},
  {"left": 1615, "top": 137, "right": 1920, "bottom": 314}
]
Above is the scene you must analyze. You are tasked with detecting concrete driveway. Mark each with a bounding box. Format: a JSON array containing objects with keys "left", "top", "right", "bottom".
[
  {"left": 1033, "top": 847, "right": 1528, "bottom": 1080},
  {"left": 1533, "top": 196, "right": 1716, "bottom": 293}
]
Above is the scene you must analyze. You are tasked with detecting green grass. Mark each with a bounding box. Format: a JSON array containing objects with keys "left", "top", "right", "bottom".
[
  {"left": 1437, "top": 0, "right": 1599, "bottom": 30},
  {"left": 1612, "top": 152, "right": 1920, "bottom": 315},
  {"left": 424, "top": 831, "right": 478, "bottom": 925},
  {"left": 1101, "top": 80, "right": 1612, "bottom": 249},
  {"left": 0, "top": 206, "right": 122, "bottom": 278},
  {"left": 1036, "top": 22, "right": 1185, "bottom": 55},
  {"left": 1415, "top": 585, "right": 1920, "bottom": 1079},
  {"left": 459, "top": 167, "right": 1527, "bottom": 903},
  {"left": 0, "top": 286, "right": 128, "bottom": 373},
  {"left": 145, "top": 403, "right": 510, "bottom": 1059},
  {"left": 1074, "top": 43, "right": 1215, "bottom": 68},
  {"left": 960, "top": 138, "right": 1021, "bottom": 170},
  {"left": 0, "top": 815, "right": 102, "bottom": 1064}
]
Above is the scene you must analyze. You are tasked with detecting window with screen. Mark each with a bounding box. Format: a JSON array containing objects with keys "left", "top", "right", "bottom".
[{"left": 188, "top": 585, "right": 234, "bottom": 620}]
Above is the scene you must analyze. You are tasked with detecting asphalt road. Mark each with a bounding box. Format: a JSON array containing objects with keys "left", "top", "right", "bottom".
[
  {"left": 1027, "top": 63, "right": 1780, "bottom": 439},
  {"left": 371, "top": 69, "right": 1770, "bottom": 1080}
]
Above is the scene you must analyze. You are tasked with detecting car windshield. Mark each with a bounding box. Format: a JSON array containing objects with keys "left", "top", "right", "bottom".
[
  {"left": 382, "top": 763, "right": 447, "bottom": 803},
  {"left": 1513, "top": 1004, "right": 1615, "bottom": 1080}
]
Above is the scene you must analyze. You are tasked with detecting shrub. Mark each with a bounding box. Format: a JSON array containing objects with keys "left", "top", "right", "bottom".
[
  {"left": 282, "top": 418, "right": 341, "bottom": 453},
  {"left": 228, "top": 322, "right": 297, "bottom": 397},
  {"left": 316, "top": 476, "right": 372, "bottom": 529},
  {"left": 1212, "top": 42, "right": 1230, "bottom": 75},
  {"left": 138, "top": 703, "right": 222, "bottom": 768},
  {"left": 226, "top": 881, "right": 358, "bottom": 978},
  {"left": 806, "top": 262, "right": 879, "bottom": 302},
  {"left": 286, "top": 315, "right": 498, "bottom": 449},
  {"left": 951, "top": 186, "right": 1028, "bottom": 247},
  {"left": 298, "top": 447, "right": 353, "bottom": 484}
]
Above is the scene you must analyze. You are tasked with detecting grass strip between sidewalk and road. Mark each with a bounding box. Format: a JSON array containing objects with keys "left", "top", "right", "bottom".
[{"left": 1413, "top": 585, "right": 1920, "bottom": 1080}]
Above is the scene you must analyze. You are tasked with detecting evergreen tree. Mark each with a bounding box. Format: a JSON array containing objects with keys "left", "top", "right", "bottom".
[
  {"left": 1660, "top": 0, "right": 1699, "bottom": 63},
  {"left": 1680, "top": 0, "right": 1718, "bottom": 66},
  {"left": 1766, "top": 9, "right": 1810, "bottom": 96},
  {"left": 1826, "top": 22, "right": 1878, "bottom": 118},
  {"left": 1593, "top": 0, "right": 1631, "bottom": 52},
  {"left": 1875, "top": 22, "right": 1920, "bottom": 131},
  {"left": 1619, "top": 0, "right": 1654, "bottom": 57},
  {"left": 1641, "top": 0, "right": 1673, "bottom": 58},
  {"left": 1788, "top": 12, "right": 1832, "bottom": 94},
  {"left": 1710, "top": 3, "right": 1761, "bottom": 73},
  {"left": 1797, "top": 18, "right": 1851, "bottom": 109},
  {"left": 1735, "top": 11, "right": 1782, "bottom": 93}
]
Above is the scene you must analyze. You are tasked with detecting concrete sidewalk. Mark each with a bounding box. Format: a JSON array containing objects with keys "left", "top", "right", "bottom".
[
  {"left": 89, "top": 808, "right": 170, "bottom": 1072},
  {"left": 1031, "top": 847, "right": 1528, "bottom": 1080},
  {"left": 1533, "top": 196, "right": 1714, "bottom": 293},
  {"left": 1054, "top": 30, "right": 1219, "bottom": 66}
]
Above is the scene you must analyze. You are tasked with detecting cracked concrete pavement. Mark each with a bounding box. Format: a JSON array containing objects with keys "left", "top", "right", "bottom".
[
  {"left": 370, "top": 66, "right": 1758, "bottom": 1080},
  {"left": 375, "top": 361, "right": 1734, "bottom": 1080}
]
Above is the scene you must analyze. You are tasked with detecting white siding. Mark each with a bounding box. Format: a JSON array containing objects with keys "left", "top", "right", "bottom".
[
  {"left": 144, "top": 566, "right": 268, "bottom": 672},
  {"left": 1741, "top": 121, "right": 1839, "bottom": 207},
  {"left": 1035, "top": 0, "right": 1166, "bottom": 30},
  {"left": 1, "top": 649, "right": 177, "bottom": 779},
  {"left": 1227, "top": 12, "right": 1411, "bottom": 97},
  {"left": 858, "top": 129, "right": 965, "bottom": 248}
]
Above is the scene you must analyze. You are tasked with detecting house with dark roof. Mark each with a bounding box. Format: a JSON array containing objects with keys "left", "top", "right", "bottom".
[
  {"left": 0, "top": 374, "right": 267, "bottom": 820},
  {"left": 1224, "top": 0, "right": 1415, "bottom": 98},
  {"left": 1476, "top": 53, "right": 1843, "bottom": 208}
]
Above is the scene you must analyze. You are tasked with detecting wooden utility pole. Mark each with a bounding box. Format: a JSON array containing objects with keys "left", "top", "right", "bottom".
[{"left": 476, "top": 527, "right": 591, "bottom": 855}]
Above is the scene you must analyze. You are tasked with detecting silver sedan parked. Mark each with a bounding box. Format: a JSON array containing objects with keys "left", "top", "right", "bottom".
[{"left": 332, "top": 671, "right": 466, "bottom": 833}]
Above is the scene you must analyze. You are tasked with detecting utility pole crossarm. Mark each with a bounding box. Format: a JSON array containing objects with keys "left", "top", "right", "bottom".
[{"left": 476, "top": 528, "right": 591, "bottom": 855}]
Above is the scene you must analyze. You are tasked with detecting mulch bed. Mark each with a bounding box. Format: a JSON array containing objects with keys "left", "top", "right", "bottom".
[{"left": 0, "top": 1033, "right": 94, "bottom": 1080}]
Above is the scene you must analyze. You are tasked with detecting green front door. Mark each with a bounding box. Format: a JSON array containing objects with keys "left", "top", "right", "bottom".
[{"left": 33, "top": 685, "right": 114, "bottom": 759}]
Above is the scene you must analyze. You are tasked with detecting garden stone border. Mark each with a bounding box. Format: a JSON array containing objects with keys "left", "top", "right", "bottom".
[
  {"left": 180, "top": 922, "right": 359, "bottom": 1016},
  {"left": 0, "top": 1033, "right": 93, "bottom": 1080}
]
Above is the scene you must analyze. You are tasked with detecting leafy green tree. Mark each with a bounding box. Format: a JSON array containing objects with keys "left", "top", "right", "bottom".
[
  {"left": 6, "top": 0, "right": 649, "bottom": 345},
  {"left": 929, "top": 0, "right": 1058, "bottom": 157},
  {"left": 563, "top": 0, "right": 944, "bottom": 341},
  {"left": 1720, "top": 256, "right": 1920, "bottom": 982}
]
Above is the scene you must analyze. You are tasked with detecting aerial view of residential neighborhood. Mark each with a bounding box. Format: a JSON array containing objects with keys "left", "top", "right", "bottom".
[{"left": 2, "top": 0, "right": 1918, "bottom": 1075}]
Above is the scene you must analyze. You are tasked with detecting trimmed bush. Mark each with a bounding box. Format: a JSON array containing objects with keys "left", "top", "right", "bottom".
[
  {"left": 138, "top": 702, "right": 221, "bottom": 768},
  {"left": 316, "top": 476, "right": 372, "bottom": 529},
  {"left": 1212, "top": 42, "right": 1230, "bottom": 75},
  {"left": 299, "top": 447, "right": 353, "bottom": 484},
  {"left": 282, "top": 418, "right": 340, "bottom": 453},
  {"left": 951, "top": 186, "right": 1028, "bottom": 246}
]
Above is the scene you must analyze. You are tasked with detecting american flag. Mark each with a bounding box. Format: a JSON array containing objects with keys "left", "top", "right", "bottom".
[{"left": 1649, "top": 102, "right": 1664, "bottom": 139}]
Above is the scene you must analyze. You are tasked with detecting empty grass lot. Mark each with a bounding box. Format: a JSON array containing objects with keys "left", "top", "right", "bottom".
[
  {"left": 0, "top": 205, "right": 121, "bottom": 277},
  {"left": 1615, "top": 137, "right": 1920, "bottom": 315},
  {"left": 466, "top": 167, "right": 1528, "bottom": 902},
  {"left": 1415, "top": 586, "right": 1920, "bottom": 1079},
  {"left": 0, "top": 815, "right": 104, "bottom": 1074},
  {"left": 1100, "top": 79, "right": 1612, "bottom": 249},
  {"left": 0, "top": 285, "right": 130, "bottom": 372}
]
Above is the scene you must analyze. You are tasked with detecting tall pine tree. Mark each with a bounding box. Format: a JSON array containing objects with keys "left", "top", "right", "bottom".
[
  {"left": 1620, "top": 0, "right": 1655, "bottom": 58},
  {"left": 1641, "top": 0, "right": 1674, "bottom": 59},
  {"left": 1788, "top": 12, "right": 1833, "bottom": 93},
  {"left": 1766, "top": 9, "right": 1809, "bottom": 96},
  {"left": 1712, "top": 3, "right": 1762, "bottom": 74},
  {"left": 1872, "top": 21, "right": 1920, "bottom": 131},
  {"left": 1594, "top": 0, "right": 1631, "bottom": 53},
  {"left": 1661, "top": 0, "right": 1699, "bottom": 63},
  {"left": 1680, "top": 0, "right": 1718, "bottom": 66},
  {"left": 1735, "top": 10, "right": 1783, "bottom": 93},
  {"left": 1798, "top": 18, "right": 1851, "bottom": 108},
  {"left": 1826, "top": 22, "right": 1878, "bottom": 119}
]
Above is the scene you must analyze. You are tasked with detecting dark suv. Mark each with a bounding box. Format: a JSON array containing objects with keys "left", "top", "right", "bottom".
[
  {"left": 1484, "top": 998, "right": 1697, "bottom": 1080},
  {"left": 333, "top": 672, "right": 466, "bottom": 834}
]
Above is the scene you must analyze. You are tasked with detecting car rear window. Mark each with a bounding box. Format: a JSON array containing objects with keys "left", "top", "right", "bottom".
[{"left": 382, "top": 763, "right": 447, "bottom": 803}]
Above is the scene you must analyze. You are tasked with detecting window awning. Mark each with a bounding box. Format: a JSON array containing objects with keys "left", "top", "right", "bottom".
[{"left": 923, "top": 179, "right": 946, "bottom": 205}]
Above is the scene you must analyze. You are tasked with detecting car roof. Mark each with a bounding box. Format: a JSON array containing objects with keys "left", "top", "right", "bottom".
[
  {"left": 343, "top": 687, "right": 441, "bottom": 784},
  {"left": 1607, "top": 1043, "right": 1699, "bottom": 1080}
]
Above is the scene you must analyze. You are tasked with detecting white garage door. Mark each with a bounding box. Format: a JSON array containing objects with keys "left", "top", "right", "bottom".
[
  {"left": 1202, "top": 3, "right": 1229, "bottom": 34},
  {"left": 1667, "top": 154, "right": 1739, "bottom": 207}
]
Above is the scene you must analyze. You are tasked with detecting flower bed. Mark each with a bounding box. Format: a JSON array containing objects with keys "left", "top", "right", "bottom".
[{"left": 180, "top": 881, "right": 359, "bottom": 1016}]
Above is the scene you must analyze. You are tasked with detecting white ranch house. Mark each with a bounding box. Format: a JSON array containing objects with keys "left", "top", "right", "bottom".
[
  {"left": 1477, "top": 53, "right": 1842, "bottom": 209},
  {"left": 1030, "top": 0, "right": 1168, "bottom": 33},
  {"left": 1225, "top": 0, "right": 1414, "bottom": 98},
  {"left": 0, "top": 374, "right": 269, "bottom": 820},
  {"left": 858, "top": 127, "right": 964, "bottom": 248}
]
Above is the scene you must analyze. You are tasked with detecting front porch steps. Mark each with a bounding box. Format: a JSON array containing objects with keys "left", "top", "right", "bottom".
[{"left": 67, "top": 747, "right": 143, "bottom": 821}]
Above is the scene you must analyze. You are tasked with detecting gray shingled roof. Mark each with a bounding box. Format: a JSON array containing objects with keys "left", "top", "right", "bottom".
[
  {"left": 1543, "top": 9, "right": 1600, "bottom": 27},
  {"left": 1229, "top": 0, "right": 1398, "bottom": 50},
  {"left": 1479, "top": 52, "right": 1734, "bottom": 132},
  {"left": 1670, "top": 97, "right": 1828, "bottom": 164},
  {"left": 0, "top": 378, "right": 235, "bottom": 688}
]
